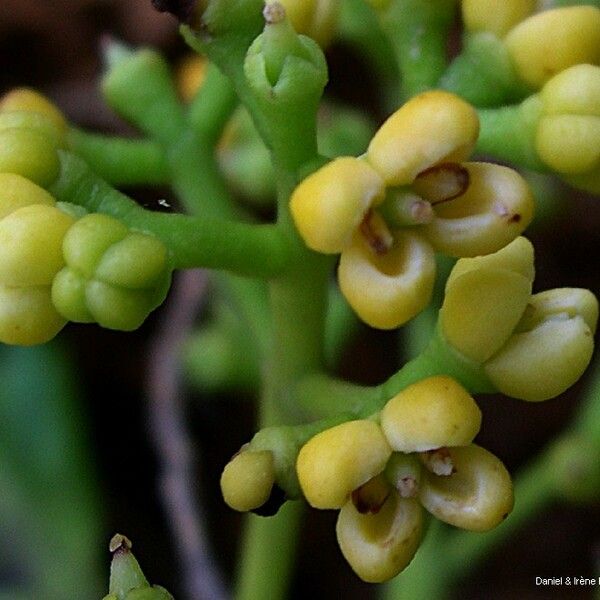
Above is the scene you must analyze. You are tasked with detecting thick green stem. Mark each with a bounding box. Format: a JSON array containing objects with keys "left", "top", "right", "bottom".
[
  {"left": 376, "top": 0, "right": 457, "bottom": 101},
  {"left": 49, "top": 152, "right": 289, "bottom": 277},
  {"left": 235, "top": 502, "right": 305, "bottom": 600},
  {"left": 67, "top": 129, "right": 169, "bottom": 186}
]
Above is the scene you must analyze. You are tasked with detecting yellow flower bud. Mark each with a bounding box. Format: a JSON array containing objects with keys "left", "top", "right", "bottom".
[
  {"left": 420, "top": 162, "right": 534, "bottom": 257},
  {"left": 0, "top": 111, "right": 66, "bottom": 148},
  {"left": 0, "top": 205, "right": 74, "bottom": 287},
  {"left": 336, "top": 491, "right": 423, "bottom": 583},
  {"left": 338, "top": 229, "right": 435, "bottom": 329},
  {"left": 536, "top": 64, "right": 600, "bottom": 175},
  {"left": 290, "top": 157, "right": 385, "bottom": 253},
  {"left": 0, "top": 88, "right": 67, "bottom": 137},
  {"left": 484, "top": 289, "right": 598, "bottom": 401},
  {"left": 296, "top": 420, "right": 392, "bottom": 509},
  {"left": 440, "top": 267, "right": 530, "bottom": 363},
  {"left": 220, "top": 450, "right": 276, "bottom": 512},
  {"left": 366, "top": 91, "right": 479, "bottom": 186},
  {"left": 380, "top": 376, "right": 482, "bottom": 453},
  {"left": 0, "top": 285, "right": 66, "bottom": 345},
  {"left": 462, "top": 0, "right": 536, "bottom": 38},
  {"left": 419, "top": 444, "right": 514, "bottom": 531},
  {"left": 0, "top": 128, "right": 60, "bottom": 186},
  {"left": 504, "top": 6, "right": 600, "bottom": 89},
  {"left": 0, "top": 173, "right": 55, "bottom": 218}
]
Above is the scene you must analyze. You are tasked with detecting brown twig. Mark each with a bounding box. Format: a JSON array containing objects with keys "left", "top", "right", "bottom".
[{"left": 146, "top": 268, "right": 229, "bottom": 600}]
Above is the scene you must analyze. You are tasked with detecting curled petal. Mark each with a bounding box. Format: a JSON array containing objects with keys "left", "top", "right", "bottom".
[
  {"left": 296, "top": 420, "right": 391, "bottom": 509},
  {"left": 338, "top": 230, "right": 435, "bottom": 329},
  {"left": 445, "top": 236, "right": 534, "bottom": 288},
  {"left": 380, "top": 376, "right": 481, "bottom": 453},
  {"left": 419, "top": 444, "right": 514, "bottom": 532},
  {"left": 461, "top": 0, "right": 536, "bottom": 37},
  {"left": 504, "top": 6, "right": 600, "bottom": 89},
  {"left": 516, "top": 288, "right": 598, "bottom": 334},
  {"left": 440, "top": 267, "right": 532, "bottom": 363},
  {"left": 366, "top": 91, "right": 479, "bottom": 186},
  {"left": 336, "top": 491, "right": 423, "bottom": 583},
  {"left": 485, "top": 314, "right": 595, "bottom": 402},
  {"left": 421, "top": 162, "right": 534, "bottom": 257},
  {"left": 290, "top": 157, "right": 385, "bottom": 253}
]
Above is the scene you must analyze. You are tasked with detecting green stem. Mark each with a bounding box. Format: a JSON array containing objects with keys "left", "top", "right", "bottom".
[
  {"left": 296, "top": 325, "right": 495, "bottom": 420},
  {"left": 235, "top": 502, "right": 305, "bottom": 600},
  {"left": 475, "top": 97, "right": 545, "bottom": 171},
  {"left": 376, "top": 0, "right": 457, "bottom": 101},
  {"left": 49, "top": 152, "right": 289, "bottom": 277},
  {"left": 187, "top": 63, "right": 238, "bottom": 145},
  {"left": 67, "top": 129, "right": 169, "bottom": 186},
  {"left": 439, "top": 32, "right": 528, "bottom": 107}
]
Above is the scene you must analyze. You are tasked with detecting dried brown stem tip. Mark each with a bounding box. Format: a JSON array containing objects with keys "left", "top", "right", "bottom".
[
  {"left": 263, "top": 2, "right": 287, "bottom": 24},
  {"left": 109, "top": 533, "right": 133, "bottom": 554}
]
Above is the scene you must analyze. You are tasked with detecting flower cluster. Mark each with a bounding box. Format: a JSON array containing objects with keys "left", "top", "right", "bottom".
[
  {"left": 461, "top": 2, "right": 600, "bottom": 90},
  {"left": 291, "top": 90, "right": 534, "bottom": 329},
  {"left": 0, "top": 89, "right": 172, "bottom": 345},
  {"left": 296, "top": 377, "right": 512, "bottom": 582},
  {"left": 440, "top": 237, "right": 598, "bottom": 401}
]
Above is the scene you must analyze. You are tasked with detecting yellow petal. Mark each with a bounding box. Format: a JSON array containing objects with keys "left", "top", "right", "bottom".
[
  {"left": 419, "top": 444, "right": 514, "bottom": 532},
  {"left": 366, "top": 91, "right": 479, "bottom": 186},
  {"left": 338, "top": 230, "right": 435, "bottom": 329},
  {"left": 336, "top": 492, "right": 423, "bottom": 583},
  {"left": 422, "top": 162, "right": 534, "bottom": 257},
  {"left": 485, "top": 315, "right": 595, "bottom": 401},
  {"left": 290, "top": 157, "right": 385, "bottom": 253},
  {"left": 504, "top": 6, "right": 600, "bottom": 89},
  {"left": 296, "top": 420, "right": 391, "bottom": 509},
  {"left": 462, "top": 0, "right": 536, "bottom": 37},
  {"left": 380, "top": 376, "right": 481, "bottom": 452},
  {"left": 540, "top": 64, "right": 600, "bottom": 117}
]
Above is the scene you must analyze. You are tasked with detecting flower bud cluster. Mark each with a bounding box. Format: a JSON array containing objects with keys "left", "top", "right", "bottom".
[
  {"left": 0, "top": 88, "right": 172, "bottom": 344},
  {"left": 440, "top": 237, "right": 598, "bottom": 401},
  {"left": 293, "top": 376, "right": 512, "bottom": 582},
  {"left": 291, "top": 90, "right": 534, "bottom": 329},
  {"left": 461, "top": 3, "right": 600, "bottom": 90}
]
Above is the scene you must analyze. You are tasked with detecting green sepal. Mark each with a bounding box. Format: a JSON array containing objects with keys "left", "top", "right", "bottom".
[
  {"left": 108, "top": 538, "right": 149, "bottom": 599},
  {"left": 125, "top": 585, "right": 174, "bottom": 600}
]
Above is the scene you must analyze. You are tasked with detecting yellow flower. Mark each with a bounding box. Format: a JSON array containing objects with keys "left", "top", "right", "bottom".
[
  {"left": 440, "top": 237, "right": 598, "bottom": 401},
  {"left": 291, "top": 90, "right": 534, "bottom": 329}
]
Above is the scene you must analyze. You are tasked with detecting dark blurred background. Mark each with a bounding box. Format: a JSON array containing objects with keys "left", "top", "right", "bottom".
[{"left": 0, "top": 1, "right": 599, "bottom": 599}]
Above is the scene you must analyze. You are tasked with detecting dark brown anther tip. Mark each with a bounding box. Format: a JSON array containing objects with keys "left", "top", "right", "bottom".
[
  {"left": 109, "top": 533, "right": 132, "bottom": 554},
  {"left": 151, "top": 0, "right": 197, "bottom": 23},
  {"left": 250, "top": 484, "right": 287, "bottom": 517}
]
